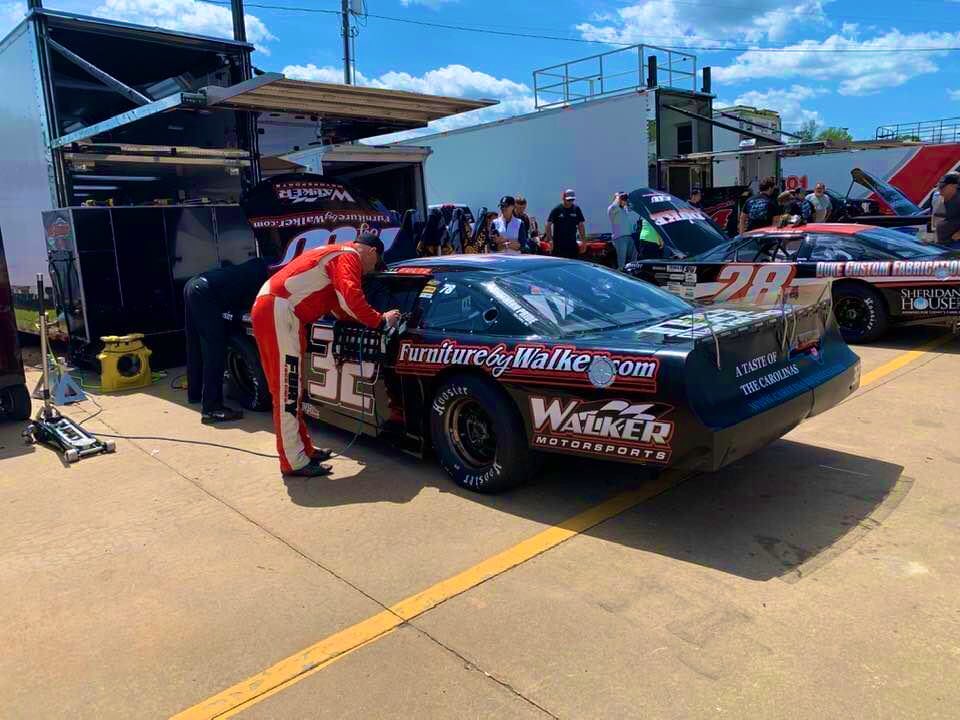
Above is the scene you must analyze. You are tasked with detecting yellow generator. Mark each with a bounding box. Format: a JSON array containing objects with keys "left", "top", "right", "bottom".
[{"left": 97, "top": 334, "right": 153, "bottom": 392}]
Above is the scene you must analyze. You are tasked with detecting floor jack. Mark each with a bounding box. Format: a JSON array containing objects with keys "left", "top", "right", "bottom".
[{"left": 22, "top": 274, "right": 115, "bottom": 463}]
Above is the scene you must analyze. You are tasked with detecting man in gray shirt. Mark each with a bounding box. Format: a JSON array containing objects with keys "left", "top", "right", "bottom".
[
  {"left": 607, "top": 191, "right": 639, "bottom": 269},
  {"left": 805, "top": 182, "right": 832, "bottom": 222},
  {"left": 935, "top": 173, "right": 960, "bottom": 246}
]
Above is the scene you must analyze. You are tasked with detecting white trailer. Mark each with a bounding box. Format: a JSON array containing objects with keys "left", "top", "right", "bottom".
[{"left": 396, "top": 91, "right": 652, "bottom": 236}]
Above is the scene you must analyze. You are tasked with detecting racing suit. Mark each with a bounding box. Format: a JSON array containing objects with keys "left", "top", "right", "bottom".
[{"left": 251, "top": 244, "right": 383, "bottom": 473}]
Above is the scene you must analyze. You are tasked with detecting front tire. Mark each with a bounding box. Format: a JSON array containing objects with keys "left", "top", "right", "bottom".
[
  {"left": 430, "top": 374, "right": 534, "bottom": 493},
  {"left": 224, "top": 334, "right": 272, "bottom": 412},
  {"left": 1, "top": 384, "right": 32, "bottom": 421},
  {"left": 834, "top": 284, "right": 888, "bottom": 344}
]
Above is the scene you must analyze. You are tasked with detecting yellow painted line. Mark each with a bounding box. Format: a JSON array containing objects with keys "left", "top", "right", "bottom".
[
  {"left": 172, "top": 472, "right": 683, "bottom": 720},
  {"left": 174, "top": 332, "right": 955, "bottom": 719},
  {"left": 859, "top": 333, "right": 954, "bottom": 387}
]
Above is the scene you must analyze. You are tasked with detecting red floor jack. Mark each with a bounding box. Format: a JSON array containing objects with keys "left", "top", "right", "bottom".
[{"left": 22, "top": 274, "right": 115, "bottom": 463}]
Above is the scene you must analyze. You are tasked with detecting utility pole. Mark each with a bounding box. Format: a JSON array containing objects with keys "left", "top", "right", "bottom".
[{"left": 341, "top": 0, "right": 351, "bottom": 84}]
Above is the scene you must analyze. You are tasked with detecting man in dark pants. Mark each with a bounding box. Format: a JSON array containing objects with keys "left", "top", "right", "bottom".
[{"left": 184, "top": 257, "right": 270, "bottom": 424}]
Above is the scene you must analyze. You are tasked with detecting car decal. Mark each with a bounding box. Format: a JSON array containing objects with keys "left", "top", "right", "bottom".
[
  {"left": 528, "top": 396, "right": 674, "bottom": 464},
  {"left": 395, "top": 340, "right": 659, "bottom": 392}
]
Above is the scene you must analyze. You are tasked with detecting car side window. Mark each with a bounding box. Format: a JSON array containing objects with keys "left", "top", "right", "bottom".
[
  {"left": 808, "top": 234, "right": 895, "bottom": 262},
  {"left": 420, "top": 282, "right": 530, "bottom": 336},
  {"left": 737, "top": 235, "right": 803, "bottom": 262}
]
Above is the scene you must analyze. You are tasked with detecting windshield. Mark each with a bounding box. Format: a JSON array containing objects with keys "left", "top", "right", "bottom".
[
  {"left": 628, "top": 189, "right": 729, "bottom": 257},
  {"left": 488, "top": 262, "right": 692, "bottom": 335},
  {"left": 852, "top": 169, "right": 922, "bottom": 216},
  {"left": 857, "top": 228, "right": 948, "bottom": 259}
]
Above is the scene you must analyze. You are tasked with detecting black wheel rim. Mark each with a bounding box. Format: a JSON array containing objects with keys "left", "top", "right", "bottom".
[
  {"left": 227, "top": 350, "right": 257, "bottom": 396},
  {"left": 447, "top": 398, "right": 497, "bottom": 469},
  {"left": 835, "top": 297, "right": 870, "bottom": 335}
]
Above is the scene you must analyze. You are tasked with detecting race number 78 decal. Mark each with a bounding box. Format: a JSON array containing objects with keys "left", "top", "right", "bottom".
[
  {"left": 713, "top": 264, "right": 797, "bottom": 304},
  {"left": 307, "top": 326, "right": 377, "bottom": 412}
]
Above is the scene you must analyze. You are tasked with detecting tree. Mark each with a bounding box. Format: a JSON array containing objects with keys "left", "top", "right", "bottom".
[
  {"left": 817, "top": 126, "right": 854, "bottom": 143},
  {"left": 795, "top": 119, "right": 820, "bottom": 142}
]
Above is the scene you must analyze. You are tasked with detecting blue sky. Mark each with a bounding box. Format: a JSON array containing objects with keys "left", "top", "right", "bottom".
[{"left": 2, "top": 0, "right": 958, "bottom": 139}]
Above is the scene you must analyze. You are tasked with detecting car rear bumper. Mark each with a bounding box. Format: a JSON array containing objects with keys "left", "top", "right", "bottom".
[{"left": 673, "top": 357, "right": 860, "bottom": 472}]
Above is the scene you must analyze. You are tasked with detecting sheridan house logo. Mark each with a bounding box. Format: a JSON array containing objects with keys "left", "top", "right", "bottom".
[
  {"left": 528, "top": 397, "right": 674, "bottom": 464},
  {"left": 900, "top": 287, "right": 960, "bottom": 314}
]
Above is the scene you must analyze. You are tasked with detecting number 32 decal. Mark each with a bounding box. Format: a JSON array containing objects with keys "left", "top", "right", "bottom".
[
  {"left": 307, "top": 325, "right": 377, "bottom": 412},
  {"left": 713, "top": 264, "right": 796, "bottom": 304}
]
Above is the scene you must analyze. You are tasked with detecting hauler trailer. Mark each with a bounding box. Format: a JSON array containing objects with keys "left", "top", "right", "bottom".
[
  {"left": 396, "top": 43, "right": 719, "bottom": 236},
  {"left": 0, "top": 6, "right": 491, "bottom": 364}
]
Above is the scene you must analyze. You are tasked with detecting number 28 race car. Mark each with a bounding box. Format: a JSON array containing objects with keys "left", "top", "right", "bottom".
[
  {"left": 624, "top": 189, "right": 960, "bottom": 343},
  {"left": 291, "top": 255, "right": 859, "bottom": 493}
]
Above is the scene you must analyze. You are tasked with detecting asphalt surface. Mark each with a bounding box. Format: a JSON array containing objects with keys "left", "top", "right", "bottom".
[{"left": 1, "top": 325, "right": 958, "bottom": 719}]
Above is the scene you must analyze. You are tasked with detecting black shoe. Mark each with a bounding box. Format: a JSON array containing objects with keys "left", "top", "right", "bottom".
[
  {"left": 310, "top": 447, "right": 334, "bottom": 462},
  {"left": 284, "top": 459, "right": 333, "bottom": 478},
  {"left": 201, "top": 406, "right": 244, "bottom": 424}
]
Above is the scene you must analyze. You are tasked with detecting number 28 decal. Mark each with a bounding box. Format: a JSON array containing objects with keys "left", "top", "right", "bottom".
[
  {"left": 713, "top": 264, "right": 796, "bottom": 304},
  {"left": 307, "top": 325, "right": 377, "bottom": 412}
]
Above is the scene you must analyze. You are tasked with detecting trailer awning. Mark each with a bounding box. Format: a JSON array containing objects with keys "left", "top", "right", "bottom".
[{"left": 50, "top": 73, "right": 497, "bottom": 149}]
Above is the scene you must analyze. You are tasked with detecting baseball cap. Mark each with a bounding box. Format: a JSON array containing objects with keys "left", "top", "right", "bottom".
[
  {"left": 563, "top": 189, "right": 576, "bottom": 200},
  {"left": 499, "top": 195, "right": 515, "bottom": 208},
  {"left": 355, "top": 233, "right": 385, "bottom": 256},
  {"left": 940, "top": 172, "right": 959, "bottom": 188}
]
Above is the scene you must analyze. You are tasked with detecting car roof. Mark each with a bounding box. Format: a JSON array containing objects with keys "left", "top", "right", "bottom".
[
  {"left": 745, "top": 223, "right": 870, "bottom": 237},
  {"left": 389, "top": 254, "right": 569, "bottom": 272}
]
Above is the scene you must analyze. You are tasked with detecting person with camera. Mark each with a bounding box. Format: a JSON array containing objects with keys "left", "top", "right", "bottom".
[{"left": 607, "top": 191, "right": 640, "bottom": 269}]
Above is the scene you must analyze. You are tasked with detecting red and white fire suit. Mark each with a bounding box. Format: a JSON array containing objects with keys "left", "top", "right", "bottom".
[{"left": 251, "top": 243, "right": 383, "bottom": 473}]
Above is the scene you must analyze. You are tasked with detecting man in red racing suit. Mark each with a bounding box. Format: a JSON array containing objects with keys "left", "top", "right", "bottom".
[{"left": 252, "top": 235, "right": 401, "bottom": 477}]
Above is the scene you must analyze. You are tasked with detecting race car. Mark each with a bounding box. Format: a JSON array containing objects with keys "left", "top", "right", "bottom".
[
  {"left": 284, "top": 254, "right": 858, "bottom": 493},
  {"left": 627, "top": 221, "right": 960, "bottom": 343}
]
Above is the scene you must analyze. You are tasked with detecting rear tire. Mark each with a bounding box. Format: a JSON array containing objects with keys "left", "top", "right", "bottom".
[
  {"left": 1, "top": 384, "right": 32, "bottom": 421},
  {"left": 430, "top": 374, "right": 535, "bottom": 493},
  {"left": 833, "top": 284, "right": 888, "bottom": 344},
  {"left": 224, "top": 334, "right": 272, "bottom": 412}
]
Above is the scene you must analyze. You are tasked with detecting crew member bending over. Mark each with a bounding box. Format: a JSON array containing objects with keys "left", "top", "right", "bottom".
[{"left": 252, "top": 235, "right": 401, "bottom": 478}]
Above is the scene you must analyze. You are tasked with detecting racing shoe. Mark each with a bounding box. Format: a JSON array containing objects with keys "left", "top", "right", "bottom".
[
  {"left": 310, "top": 447, "right": 334, "bottom": 461},
  {"left": 284, "top": 459, "right": 333, "bottom": 478},
  {"left": 201, "top": 406, "right": 244, "bottom": 425}
]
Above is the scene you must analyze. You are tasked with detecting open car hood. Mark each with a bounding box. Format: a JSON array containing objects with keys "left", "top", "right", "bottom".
[
  {"left": 627, "top": 188, "right": 730, "bottom": 259},
  {"left": 850, "top": 168, "right": 925, "bottom": 217}
]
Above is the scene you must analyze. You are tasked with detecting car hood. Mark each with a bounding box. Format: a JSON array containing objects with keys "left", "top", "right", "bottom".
[{"left": 850, "top": 168, "right": 925, "bottom": 217}]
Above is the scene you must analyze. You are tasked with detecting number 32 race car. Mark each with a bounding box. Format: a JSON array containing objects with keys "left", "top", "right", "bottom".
[{"left": 291, "top": 255, "right": 859, "bottom": 493}]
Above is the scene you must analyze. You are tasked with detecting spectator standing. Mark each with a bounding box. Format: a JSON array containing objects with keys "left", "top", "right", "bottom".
[
  {"left": 546, "top": 189, "right": 587, "bottom": 259},
  {"left": 689, "top": 187, "right": 703, "bottom": 209},
  {"left": 739, "top": 177, "right": 779, "bottom": 233},
  {"left": 806, "top": 182, "right": 832, "bottom": 222},
  {"left": 935, "top": 173, "right": 960, "bottom": 246},
  {"left": 514, "top": 195, "right": 539, "bottom": 243},
  {"left": 490, "top": 196, "right": 525, "bottom": 254},
  {"left": 637, "top": 217, "right": 665, "bottom": 258},
  {"left": 607, "top": 191, "right": 640, "bottom": 269}
]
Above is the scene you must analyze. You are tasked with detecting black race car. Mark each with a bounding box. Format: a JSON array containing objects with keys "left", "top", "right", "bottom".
[
  {"left": 285, "top": 255, "right": 858, "bottom": 493},
  {"left": 627, "top": 217, "right": 960, "bottom": 343}
]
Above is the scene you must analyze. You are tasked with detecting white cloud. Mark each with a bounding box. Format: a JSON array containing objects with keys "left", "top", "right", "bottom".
[
  {"left": 283, "top": 62, "right": 536, "bottom": 141},
  {"left": 714, "top": 29, "right": 960, "bottom": 96},
  {"left": 0, "top": 1, "right": 26, "bottom": 38},
  {"left": 94, "top": 0, "right": 276, "bottom": 53},
  {"left": 950, "top": 89, "right": 960, "bottom": 101},
  {"left": 577, "top": 0, "right": 829, "bottom": 46},
  {"left": 730, "top": 85, "right": 826, "bottom": 128}
]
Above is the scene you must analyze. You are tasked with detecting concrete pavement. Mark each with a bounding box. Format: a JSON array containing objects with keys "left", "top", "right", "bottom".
[{"left": 1, "top": 328, "right": 958, "bottom": 719}]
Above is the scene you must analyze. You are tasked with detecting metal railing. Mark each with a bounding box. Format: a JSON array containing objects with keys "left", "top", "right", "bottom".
[
  {"left": 533, "top": 43, "right": 697, "bottom": 110},
  {"left": 875, "top": 117, "right": 960, "bottom": 144}
]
